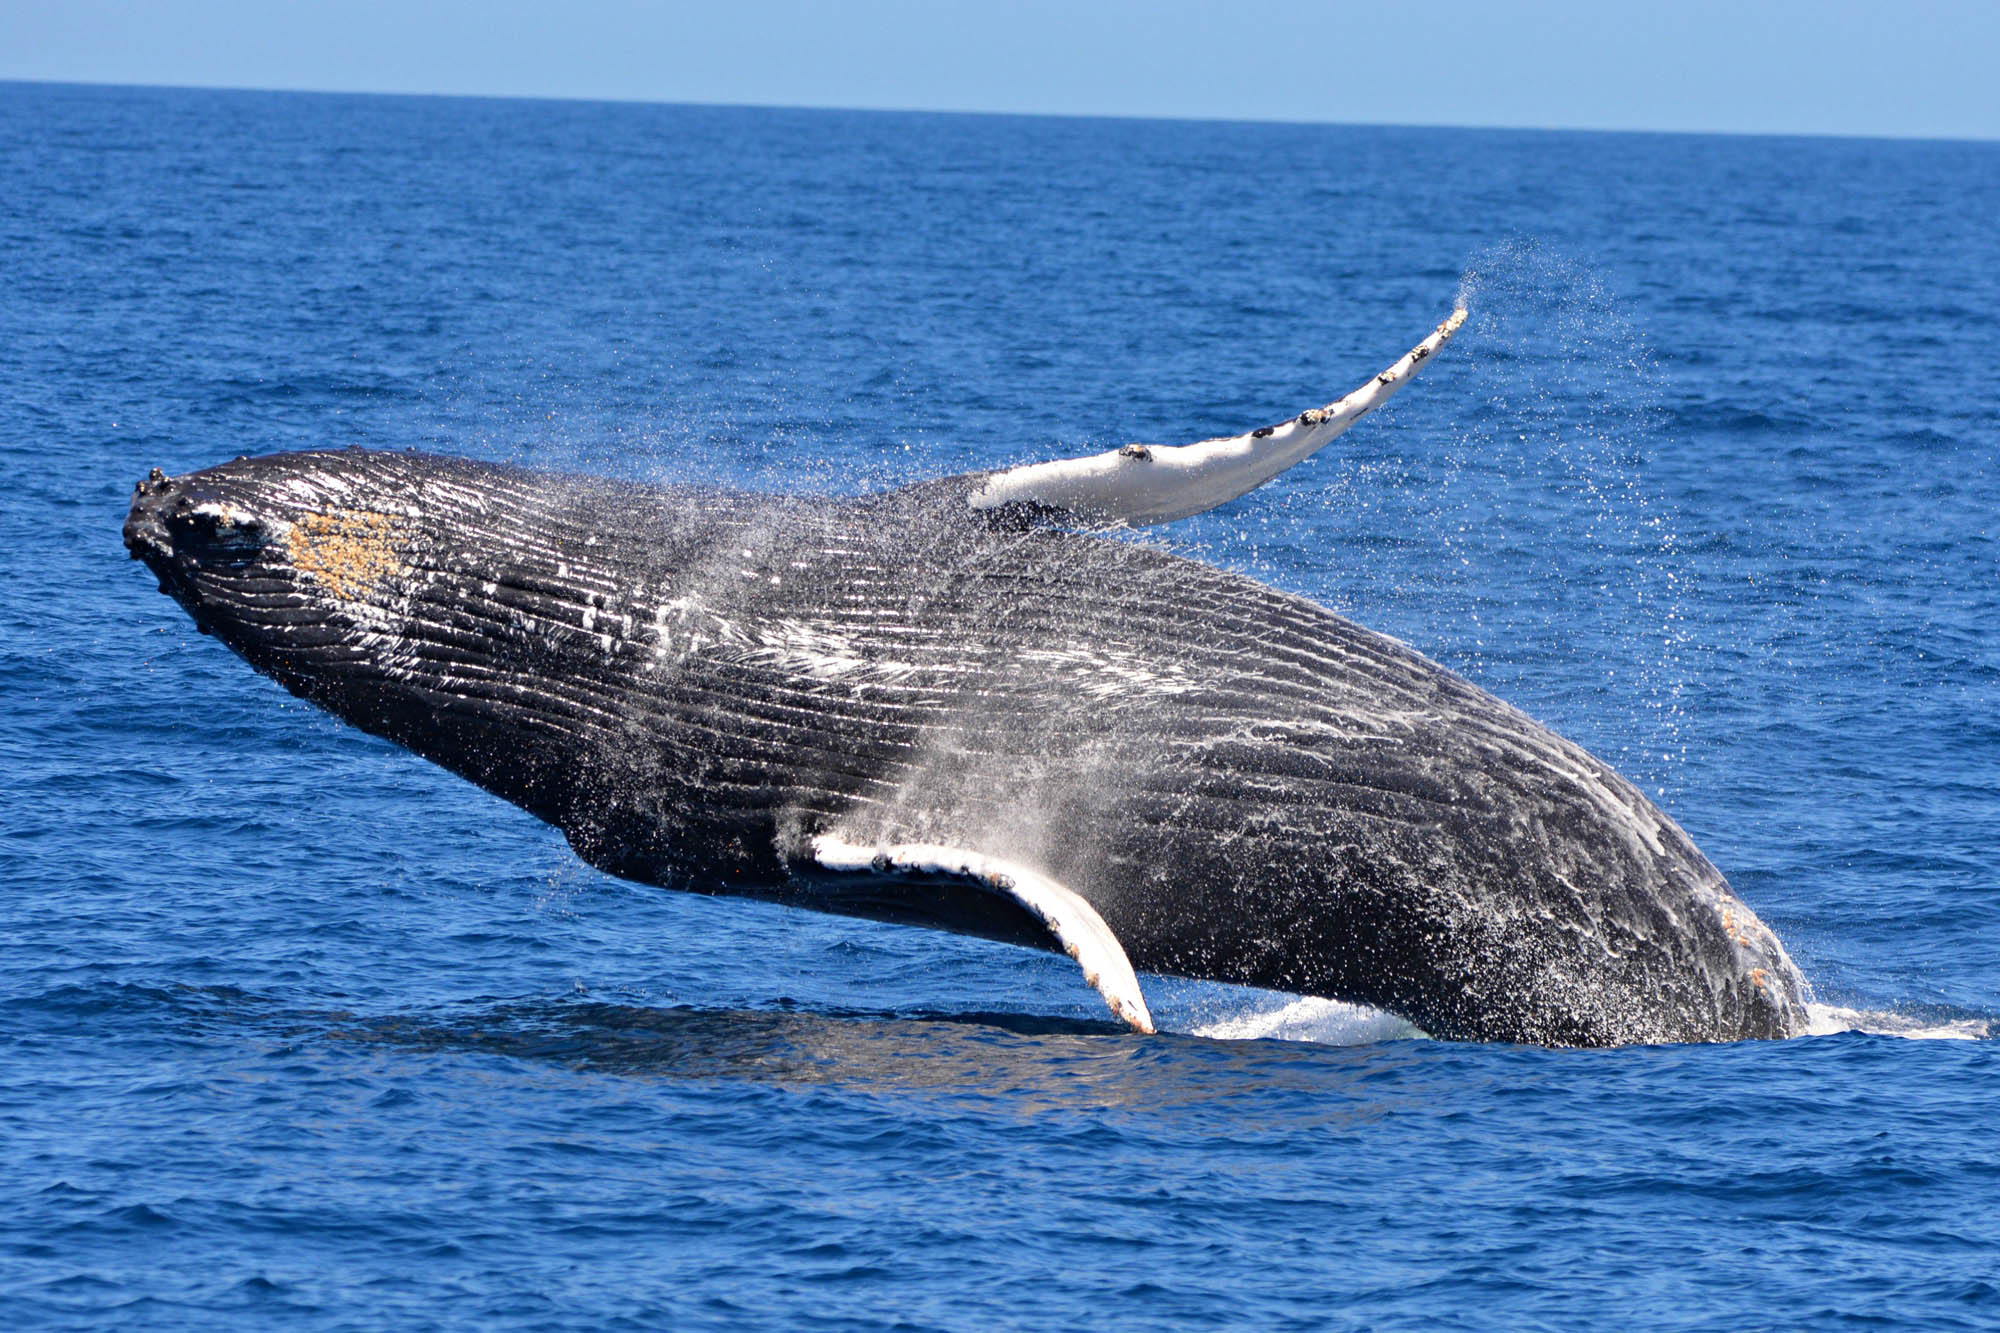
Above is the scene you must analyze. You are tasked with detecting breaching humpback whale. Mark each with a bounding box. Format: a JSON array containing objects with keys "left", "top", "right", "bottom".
[{"left": 125, "top": 309, "right": 1808, "bottom": 1045}]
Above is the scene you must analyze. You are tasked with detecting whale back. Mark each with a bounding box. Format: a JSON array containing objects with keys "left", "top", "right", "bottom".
[{"left": 128, "top": 448, "right": 1806, "bottom": 1045}]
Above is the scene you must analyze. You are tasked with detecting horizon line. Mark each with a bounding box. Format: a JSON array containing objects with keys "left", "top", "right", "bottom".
[{"left": 8, "top": 76, "right": 1997, "bottom": 149}]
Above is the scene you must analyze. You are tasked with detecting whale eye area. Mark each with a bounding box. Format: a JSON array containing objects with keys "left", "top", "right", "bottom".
[
  {"left": 158, "top": 500, "right": 274, "bottom": 571},
  {"left": 284, "top": 509, "right": 408, "bottom": 601}
]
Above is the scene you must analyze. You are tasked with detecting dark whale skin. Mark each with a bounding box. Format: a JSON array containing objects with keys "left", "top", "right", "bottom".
[{"left": 125, "top": 448, "right": 1807, "bottom": 1046}]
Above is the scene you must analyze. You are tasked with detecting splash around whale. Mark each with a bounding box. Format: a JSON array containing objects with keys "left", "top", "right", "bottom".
[{"left": 124, "top": 308, "right": 1809, "bottom": 1046}]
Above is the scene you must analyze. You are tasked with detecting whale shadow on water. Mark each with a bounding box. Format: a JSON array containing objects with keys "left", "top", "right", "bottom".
[
  {"left": 312, "top": 994, "right": 1995, "bottom": 1121},
  {"left": 330, "top": 995, "right": 1459, "bottom": 1120},
  {"left": 110, "top": 978, "right": 1996, "bottom": 1089}
]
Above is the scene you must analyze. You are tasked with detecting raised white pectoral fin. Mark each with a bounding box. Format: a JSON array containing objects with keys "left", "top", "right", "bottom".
[
  {"left": 970, "top": 306, "right": 1467, "bottom": 526},
  {"left": 808, "top": 835, "right": 1156, "bottom": 1034}
]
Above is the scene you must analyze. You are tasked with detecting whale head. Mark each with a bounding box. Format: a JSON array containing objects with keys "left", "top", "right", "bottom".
[
  {"left": 123, "top": 448, "right": 626, "bottom": 828},
  {"left": 127, "top": 450, "right": 432, "bottom": 681}
]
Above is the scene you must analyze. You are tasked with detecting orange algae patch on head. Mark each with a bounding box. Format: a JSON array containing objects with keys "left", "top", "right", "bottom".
[{"left": 285, "top": 509, "right": 408, "bottom": 601}]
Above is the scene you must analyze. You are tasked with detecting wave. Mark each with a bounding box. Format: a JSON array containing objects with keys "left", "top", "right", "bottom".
[
  {"left": 1176, "top": 994, "right": 1991, "bottom": 1046},
  {"left": 1800, "top": 1002, "right": 1991, "bottom": 1041}
]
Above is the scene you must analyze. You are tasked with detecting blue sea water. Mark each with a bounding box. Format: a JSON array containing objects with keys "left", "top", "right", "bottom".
[{"left": 3, "top": 80, "right": 1998, "bottom": 1328}]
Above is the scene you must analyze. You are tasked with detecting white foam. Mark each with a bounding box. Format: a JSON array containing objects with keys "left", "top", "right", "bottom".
[
  {"left": 1185, "top": 995, "right": 1425, "bottom": 1046},
  {"left": 1183, "top": 998, "right": 1991, "bottom": 1047},
  {"left": 1798, "top": 1002, "right": 1990, "bottom": 1042}
]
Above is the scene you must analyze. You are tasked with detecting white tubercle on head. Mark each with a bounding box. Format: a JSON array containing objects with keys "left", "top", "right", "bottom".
[{"left": 969, "top": 306, "right": 1468, "bottom": 527}]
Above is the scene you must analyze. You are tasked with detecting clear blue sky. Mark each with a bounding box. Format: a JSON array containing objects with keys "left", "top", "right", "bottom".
[{"left": 8, "top": 0, "right": 1998, "bottom": 140}]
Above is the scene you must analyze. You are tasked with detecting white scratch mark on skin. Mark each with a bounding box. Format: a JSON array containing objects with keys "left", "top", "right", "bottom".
[
  {"left": 737, "top": 619, "right": 922, "bottom": 687},
  {"left": 1016, "top": 646, "right": 1202, "bottom": 703}
]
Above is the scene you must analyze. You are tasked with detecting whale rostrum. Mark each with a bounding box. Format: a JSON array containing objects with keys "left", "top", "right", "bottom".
[{"left": 124, "top": 308, "right": 1809, "bottom": 1046}]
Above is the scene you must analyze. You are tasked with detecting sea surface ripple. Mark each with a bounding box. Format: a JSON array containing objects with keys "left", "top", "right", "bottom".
[{"left": 2, "top": 83, "right": 1997, "bottom": 1329}]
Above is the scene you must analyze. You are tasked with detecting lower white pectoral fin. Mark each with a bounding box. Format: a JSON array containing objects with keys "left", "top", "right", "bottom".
[
  {"left": 808, "top": 835, "right": 1156, "bottom": 1034},
  {"left": 969, "top": 306, "right": 1467, "bottom": 526}
]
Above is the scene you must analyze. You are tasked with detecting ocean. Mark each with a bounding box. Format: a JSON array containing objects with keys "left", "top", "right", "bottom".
[{"left": 3, "top": 81, "right": 1997, "bottom": 1328}]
